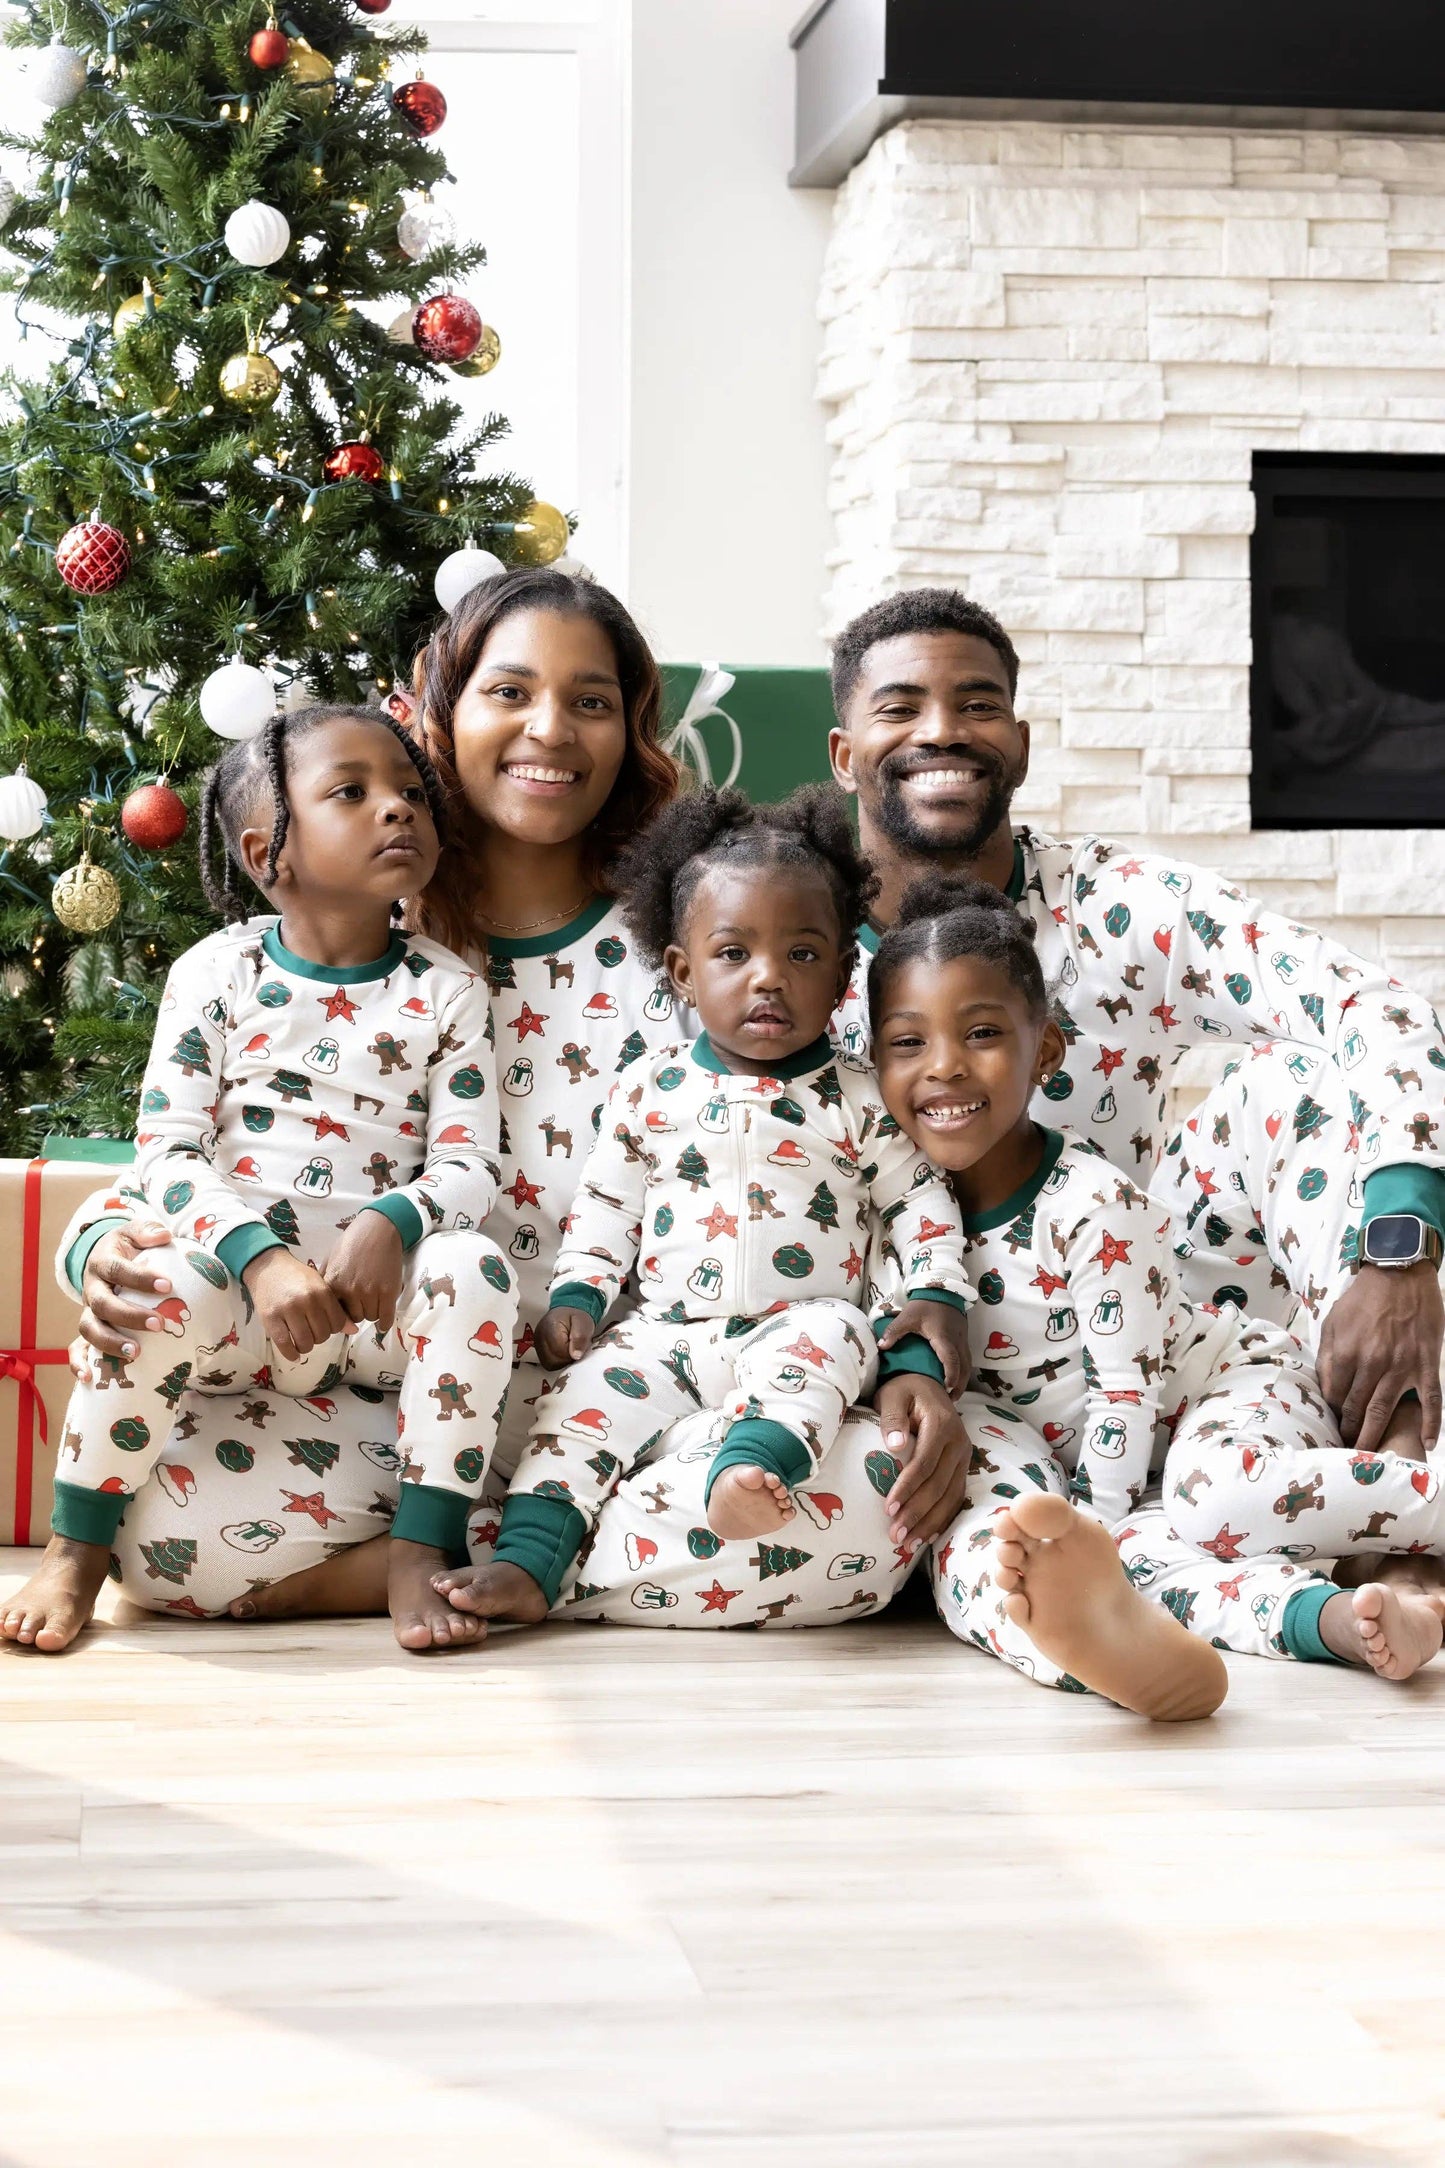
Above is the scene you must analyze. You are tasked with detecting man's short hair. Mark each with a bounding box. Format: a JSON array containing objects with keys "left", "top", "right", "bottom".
[{"left": 830, "top": 588, "right": 1021, "bottom": 717}]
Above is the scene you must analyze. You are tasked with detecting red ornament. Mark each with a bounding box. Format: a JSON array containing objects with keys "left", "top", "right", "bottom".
[
  {"left": 393, "top": 78, "right": 446, "bottom": 135},
  {"left": 323, "top": 440, "right": 386, "bottom": 484},
  {"left": 56, "top": 519, "right": 132, "bottom": 596},
  {"left": 248, "top": 26, "right": 290, "bottom": 67},
  {"left": 121, "top": 782, "right": 188, "bottom": 851},
  {"left": 355, "top": 0, "right": 391, "bottom": 12},
  {"left": 412, "top": 293, "right": 481, "bottom": 364}
]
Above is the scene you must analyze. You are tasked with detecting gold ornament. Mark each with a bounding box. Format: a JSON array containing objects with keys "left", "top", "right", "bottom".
[
  {"left": 52, "top": 855, "right": 122, "bottom": 933},
  {"left": 284, "top": 40, "right": 334, "bottom": 103},
  {"left": 510, "top": 499, "right": 569, "bottom": 567},
  {"left": 113, "top": 291, "right": 151, "bottom": 337},
  {"left": 219, "top": 347, "right": 282, "bottom": 408},
  {"left": 451, "top": 325, "right": 502, "bottom": 380}
]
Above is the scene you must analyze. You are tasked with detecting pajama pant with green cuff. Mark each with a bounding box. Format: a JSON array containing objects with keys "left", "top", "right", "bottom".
[{"left": 51, "top": 1228, "right": 517, "bottom": 1558}]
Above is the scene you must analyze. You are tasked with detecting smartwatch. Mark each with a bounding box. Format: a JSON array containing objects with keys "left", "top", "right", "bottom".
[{"left": 1360, "top": 1215, "right": 1445, "bottom": 1270}]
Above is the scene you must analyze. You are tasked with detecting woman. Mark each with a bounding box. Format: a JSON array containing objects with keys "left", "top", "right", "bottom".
[{"left": 16, "top": 571, "right": 967, "bottom": 1652}]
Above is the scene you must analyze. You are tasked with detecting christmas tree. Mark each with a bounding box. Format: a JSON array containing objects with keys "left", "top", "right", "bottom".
[{"left": 0, "top": 0, "right": 568, "bottom": 1152}]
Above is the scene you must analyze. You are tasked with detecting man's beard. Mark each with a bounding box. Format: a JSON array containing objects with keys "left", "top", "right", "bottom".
[{"left": 869, "top": 752, "right": 1021, "bottom": 861}]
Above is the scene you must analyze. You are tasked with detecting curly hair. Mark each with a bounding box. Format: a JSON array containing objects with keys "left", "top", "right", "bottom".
[
  {"left": 615, "top": 783, "right": 879, "bottom": 977},
  {"left": 830, "top": 587, "right": 1020, "bottom": 717},
  {"left": 402, "top": 567, "right": 677, "bottom": 958},
  {"left": 867, "top": 870, "right": 1045, "bottom": 1020},
  {"left": 198, "top": 703, "right": 446, "bottom": 922}
]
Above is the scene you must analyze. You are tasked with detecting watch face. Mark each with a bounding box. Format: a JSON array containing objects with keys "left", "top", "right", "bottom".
[{"left": 1365, "top": 1215, "right": 1425, "bottom": 1264}]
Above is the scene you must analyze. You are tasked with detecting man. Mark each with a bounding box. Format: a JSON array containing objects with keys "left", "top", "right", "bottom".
[{"left": 828, "top": 587, "right": 1445, "bottom": 1458}]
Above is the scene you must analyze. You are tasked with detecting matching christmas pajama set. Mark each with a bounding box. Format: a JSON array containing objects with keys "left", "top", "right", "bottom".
[{"left": 490, "top": 1031, "right": 973, "bottom": 1608}]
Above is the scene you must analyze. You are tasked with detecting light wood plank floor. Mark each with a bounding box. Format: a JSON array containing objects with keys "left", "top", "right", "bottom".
[{"left": 3, "top": 1548, "right": 1444, "bottom": 2168}]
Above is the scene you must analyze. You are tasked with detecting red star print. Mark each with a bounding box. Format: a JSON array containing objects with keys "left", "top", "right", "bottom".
[
  {"left": 1092, "top": 1232, "right": 1131, "bottom": 1273},
  {"left": 504, "top": 1169, "right": 543, "bottom": 1210},
  {"left": 783, "top": 1333, "right": 830, "bottom": 1368},
  {"left": 305, "top": 1112, "right": 350, "bottom": 1143},
  {"left": 1193, "top": 1166, "right": 1219, "bottom": 1198},
  {"left": 936, "top": 1540, "right": 954, "bottom": 1577},
  {"left": 1094, "top": 1045, "right": 1124, "bottom": 1078},
  {"left": 1241, "top": 922, "right": 1262, "bottom": 953},
  {"left": 1215, "top": 1574, "right": 1245, "bottom": 1602},
  {"left": 1031, "top": 1266, "right": 1067, "bottom": 1298},
  {"left": 282, "top": 1489, "right": 342, "bottom": 1528},
  {"left": 320, "top": 986, "right": 359, "bottom": 1024},
  {"left": 1200, "top": 1522, "right": 1246, "bottom": 1563},
  {"left": 1150, "top": 1002, "right": 1178, "bottom": 1032},
  {"left": 698, "top": 1204, "right": 739, "bottom": 1241},
  {"left": 748, "top": 1074, "right": 780, "bottom": 1096},
  {"left": 1116, "top": 859, "right": 1145, "bottom": 880},
  {"left": 511, "top": 1003, "right": 547, "bottom": 1040},
  {"left": 697, "top": 1578, "right": 742, "bottom": 1614},
  {"left": 1051, "top": 905, "right": 1068, "bottom": 925},
  {"left": 844, "top": 1245, "right": 864, "bottom": 1283},
  {"left": 1102, "top": 1388, "right": 1142, "bottom": 1406}
]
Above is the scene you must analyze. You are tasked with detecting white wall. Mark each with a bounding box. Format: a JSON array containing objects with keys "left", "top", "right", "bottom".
[{"left": 627, "top": 0, "right": 832, "bottom": 667}]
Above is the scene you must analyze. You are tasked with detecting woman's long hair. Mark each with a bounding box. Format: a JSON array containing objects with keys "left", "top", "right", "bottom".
[{"left": 406, "top": 568, "right": 677, "bottom": 957}]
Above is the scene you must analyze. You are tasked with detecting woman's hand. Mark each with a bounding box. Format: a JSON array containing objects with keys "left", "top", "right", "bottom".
[
  {"left": 871, "top": 1372, "right": 972, "bottom": 1547},
  {"left": 74, "top": 1222, "right": 176, "bottom": 1367}
]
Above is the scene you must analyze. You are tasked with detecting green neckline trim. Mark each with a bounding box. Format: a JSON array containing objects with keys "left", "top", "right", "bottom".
[
  {"left": 856, "top": 836, "right": 1026, "bottom": 955},
  {"left": 690, "top": 1030, "right": 834, "bottom": 1079},
  {"left": 486, "top": 893, "right": 612, "bottom": 959},
  {"left": 262, "top": 923, "right": 407, "bottom": 985},
  {"left": 959, "top": 1125, "right": 1065, "bottom": 1235}
]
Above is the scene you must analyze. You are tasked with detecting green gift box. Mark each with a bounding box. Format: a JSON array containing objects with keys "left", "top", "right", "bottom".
[{"left": 659, "top": 665, "right": 836, "bottom": 806}]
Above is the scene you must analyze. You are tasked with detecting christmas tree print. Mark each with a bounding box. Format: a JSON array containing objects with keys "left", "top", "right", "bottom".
[
  {"left": 804, "top": 1181, "right": 839, "bottom": 1233},
  {"left": 751, "top": 1542, "right": 813, "bottom": 1580},
  {"left": 285, "top": 1435, "right": 340, "bottom": 1476},
  {"left": 676, "top": 1144, "right": 710, "bottom": 1192},
  {"left": 140, "top": 1537, "right": 198, "bottom": 1585},
  {"left": 169, "top": 1027, "right": 212, "bottom": 1078},
  {"left": 265, "top": 1197, "right": 301, "bottom": 1245}
]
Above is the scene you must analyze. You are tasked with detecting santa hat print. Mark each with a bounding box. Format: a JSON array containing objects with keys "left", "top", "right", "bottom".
[
  {"left": 241, "top": 1033, "right": 271, "bottom": 1060},
  {"left": 562, "top": 1407, "right": 612, "bottom": 1443},
  {"left": 984, "top": 1331, "right": 1019, "bottom": 1358},
  {"left": 583, "top": 992, "right": 618, "bottom": 1019},
  {"left": 230, "top": 1156, "right": 264, "bottom": 1183},
  {"left": 400, "top": 996, "right": 434, "bottom": 1019},
  {"left": 767, "top": 1138, "right": 810, "bottom": 1169},
  {"left": 469, "top": 1321, "right": 505, "bottom": 1357},
  {"left": 434, "top": 1123, "right": 477, "bottom": 1147},
  {"left": 625, "top": 1531, "right": 659, "bottom": 1571}
]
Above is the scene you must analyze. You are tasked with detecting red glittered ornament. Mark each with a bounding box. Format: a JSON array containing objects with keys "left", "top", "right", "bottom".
[
  {"left": 323, "top": 440, "right": 387, "bottom": 484},
  {"left": 355, "top": 0, "right": 391, "bottom": 12},
  {"left": 121, "top": 782, "right": 188, "bottom": 851},
  {"left": 56, "top": 518, "right": 132, "bottom": 596},
  {"left": 248, "top": 25, "right": 289, "bottom": 66},
  {"left": 393, "top": 78, "right": 446, "bottom": 135},
  {"left": 412, "top": 293, "right": 481, "bottom": 364}
]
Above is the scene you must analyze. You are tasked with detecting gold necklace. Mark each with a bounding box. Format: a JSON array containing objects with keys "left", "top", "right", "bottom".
[{"left": 479, "top": 891, "right": 593, "bottom": 935}]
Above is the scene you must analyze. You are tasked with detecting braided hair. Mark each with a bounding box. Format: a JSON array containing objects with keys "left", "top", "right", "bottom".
[
  {"left": 199, "top": 703, "right": 448, "bottom": 923},
  {"left": 868, "top": 871, "right": 1045, "bottom": 1020},
  {"left": 615, "top": 783, "right": 879, "bottom": 977}
]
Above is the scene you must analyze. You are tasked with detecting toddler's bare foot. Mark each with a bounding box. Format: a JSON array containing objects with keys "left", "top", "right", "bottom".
[
  {"left": 0, "top": 1536, "right": 111, "bottom": 1653},
  {"left": 432, "top": 1559, "right": 550, "bottom": 1626},
  {"left": 993, "top": 1491, "right": 1228, "bottom": 1723},
  {"left": 388, "top": 1538, "right": 483, "bottom": 1652},
  {"left": 229, "top": 1534, "right": 389, "bottom": 1622},
  {"left": 707, "top": 1464, "right": 795, "bottom": 1542},
  {"left": 1318, "top": 1584, "right": 1444, "bottom": 1681}
]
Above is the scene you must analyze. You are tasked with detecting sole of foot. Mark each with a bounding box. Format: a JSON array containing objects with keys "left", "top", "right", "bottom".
[
  {"left": 432, "top": 1560, "right": 550, "bottom": 1626},
  {"left": 993, "top": 1490, "right": 1228, "bottom": 1723},
  {"left": 707, "top": 1464, "right": 795, "bottom": 1543},
  {"left": 388, "top": 1538, "right": 484, "bottom": 1652},
  {"left": 0, "top": 1536, "right": 111, "bottom": 1653},
  {"left": 1348, "top": 1582, "right": 1444, "bottom": 1681}
]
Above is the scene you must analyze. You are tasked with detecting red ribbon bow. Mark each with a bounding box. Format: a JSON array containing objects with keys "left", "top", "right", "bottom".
[{"left": 2, "top": 1160, "right": 73, "bottom": 1545}]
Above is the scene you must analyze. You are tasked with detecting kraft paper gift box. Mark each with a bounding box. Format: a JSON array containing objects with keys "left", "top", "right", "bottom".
[{"left": 0, "top": 1144, "right": 135, "bottom": 1546}]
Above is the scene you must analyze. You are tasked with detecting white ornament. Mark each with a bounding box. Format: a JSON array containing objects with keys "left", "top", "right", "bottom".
[
  {"left": 224, "top": 200, "right": 291, "bottom": 270},
  {"left": 386, "top": 308, "right": 416, "bottom": 345},
  {"left": 397, "top": 200, "right": 455, "bottom": 262},
  {"left": 0, "top": 769, "right": 48, "bottom": 842},
  {"left": 200, "top": 659, "right": 275, "bottom": 740},
  {"left": 433, "top": 544, "right": 505, "bottom": 612},
  {"left": 28, "top": 40, "right": 87, "bottom": 112},
  {"left": 0, "top": 176, "right": 15, "bottom": 228}
]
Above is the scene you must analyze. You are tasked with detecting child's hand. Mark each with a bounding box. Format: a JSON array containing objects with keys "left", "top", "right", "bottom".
[
  {"left": 324, "top": 1211, "right": 405, "bottom": 1333},
  {"left": 876, "top": 1299, "right": 971, "bottom": 1396},
  {"left": 871, "top": 1373, "right": 972, "bottom": 1546},
  {"left": 242, "top": 1247, "right": 354, "bottom": 1362},
  {"left": 534, "top": 1306, "right": 596, "bottom": 1369}
]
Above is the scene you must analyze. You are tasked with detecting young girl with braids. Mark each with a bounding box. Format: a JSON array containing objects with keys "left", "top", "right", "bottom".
[{"left": 15, "top": 702, "right": 521, "bottom": 1652}]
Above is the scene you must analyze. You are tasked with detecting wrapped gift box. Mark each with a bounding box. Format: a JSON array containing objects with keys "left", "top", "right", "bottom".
[{"left": 1, "top": 1147, "right": 135, "bottom": 1546}]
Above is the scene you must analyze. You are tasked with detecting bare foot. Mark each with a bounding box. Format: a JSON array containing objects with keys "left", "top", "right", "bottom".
[
  {"left": 432, "top": 1559, "right": 550, "bottom": 1627},
  {"left": 0, "top": 1536, "right": 111, "bottom": 1653},
  {"left": 387, "top": 1538, "right": 485, "bottom": 1651},
  {"left": 993, "top": 1491, "right": 1228, "bottom": 1723},
  {"left": 1317, "top": 1584, "right": 1444, "bottom": 1681},
  {"left": 707, "top": 1464, "right": 795, "bottom": 1542},
  {"left": 229, "top": 1533, "right": 389, "bottom": 1621}
]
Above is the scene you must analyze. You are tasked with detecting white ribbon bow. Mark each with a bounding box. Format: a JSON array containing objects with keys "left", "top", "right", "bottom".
[{"left": 663, "top": 661, "right": 742, "bottom": 791}]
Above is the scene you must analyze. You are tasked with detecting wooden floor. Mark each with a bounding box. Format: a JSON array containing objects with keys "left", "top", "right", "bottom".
[{"left": 3, "top": 1551, "right": 1445, "bottom": 2168}]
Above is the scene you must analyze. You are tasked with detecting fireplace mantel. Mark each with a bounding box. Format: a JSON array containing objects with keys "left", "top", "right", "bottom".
[{"left": 792, "top": 0, "right": 1445, "bottom": 185}]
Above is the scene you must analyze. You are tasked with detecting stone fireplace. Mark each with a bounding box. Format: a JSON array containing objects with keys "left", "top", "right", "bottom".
[{"left": 813, "top": 116, "right": 1445, "bottom": 1033}]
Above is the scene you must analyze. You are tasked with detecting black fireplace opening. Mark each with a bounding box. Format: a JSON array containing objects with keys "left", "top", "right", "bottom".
[{"left": 1251, "top": 452, "right": 1445, "bottom": 829}]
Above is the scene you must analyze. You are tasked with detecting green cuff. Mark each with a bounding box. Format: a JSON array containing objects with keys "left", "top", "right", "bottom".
[
  {"left": 216, "top": 1223, "right": 284, "bottom": 1281},
  {"left": 904, "top": 1286, "right": 971, "bottom": 1314},
  {"left": 363, "top": 1194, "right": 424, "bottom": 1251},
  {"left": 875, "top": 1333, "right": 947, "bottom": 1385},
  {"left": 1280, "top": 1580, "right": 1346, "bottom": 1667},
  {"left": 390, "top": 1481, "right": 473, "bottom": 1557},
  {"left": 494, "top": 1491, "right": 588, "bottom": 1607},
  {"left": 64, "top": 1213, "right": 131, "bottom": 1296},
  {"left": 704, "top": 1419, "right": 812, "bottom": 1505},
  {"left": 51, "top": 1478, "right": 127, "bottom": 1548},
  {"left": 548, "top": 1282, "right": 607, "bottom": 1325},
  {"left": 1362, "top": 1164, "right": 1445, "bottom": 1240}
]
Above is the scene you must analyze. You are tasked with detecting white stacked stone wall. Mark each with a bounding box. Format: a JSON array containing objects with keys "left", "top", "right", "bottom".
[{"left": 817, "top": 117, "right": 1445, "bottom": 1047}]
